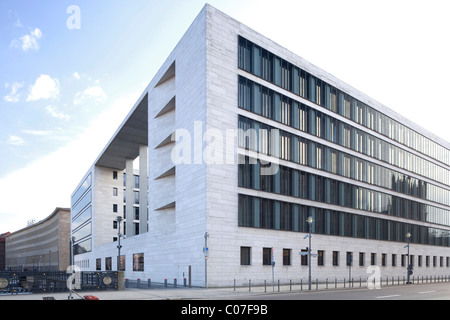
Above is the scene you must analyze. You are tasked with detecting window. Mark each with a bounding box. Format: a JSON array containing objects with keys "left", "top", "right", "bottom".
[
  {"left": 105, "top": 257, "right": 112, "bottom": 271},
  {"left": 134, "top": 191, "right": 139, "bottom": 204},
  {"left": 332, "top": 251, "right": 339, "bottom": 266},
  {"left": 238, "top": 37, "right": 252, "bottom": 72},
  {"left": 134, "top": 222, "right": 140, "bottom": 235},
  {"left": 240, "top": 247, "right": 251, "bottom": 266},
  {"left": 392, "top": 254, "right": 397, "bottom": 267},
  {"left": 113, "top": 187, "right": 118, "bottom": 196},
  {"left": 371, "top": 253, "right": 377, "bottom": 266},
  {"left": 359, "top": 252, "right": 365, "bottom": 267},
  {"left": 113, "top": 220, "right": 118, "bottom": 229},
  {"left": 382, "top": 254, "right": 387, "bottom": 267},
  {"left": 301, "top": 249, "right": 308, "bottom": 266},
  {"left": 263, "top": 248, "right": 272, "bottom": 266},
  {"left": 318, "top": 250, "right": 324, "bottom": 266},
  {"left": 113, "top": 171, "right": 118, "bottom": 180},
  {"left": 133, "top": 253, "right": 144, "bottom": 271},
  {"left": 346, "top": 252, "right": 353, "bottom": 266},
  {"left": 118, "top": 255, "right": 125, "bottom": 271},
  {"left": 283, "top": 249, "right": 291, "bottom": 266},
  {"left": 96, "top": 258, "right": 101, "bottom": 271},
  {"left": 113, "top": 204, "right": 118, "bottom": 213}
]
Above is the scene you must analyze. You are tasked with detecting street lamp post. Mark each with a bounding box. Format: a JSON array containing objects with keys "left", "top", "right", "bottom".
[
  {"left": 307, "top": 216, "right": 313, "bottom": 290},
  {"left": 406, "top": 232, "right": 412, "bottom": 284},
  {"left": 204, "top": 232, "right": 209, "bottom": 288},
  {"left": 116, "top": 216, "right": 123, "bottom": 271}
]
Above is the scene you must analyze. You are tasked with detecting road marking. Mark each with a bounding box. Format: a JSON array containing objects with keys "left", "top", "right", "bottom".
[
  {"left": 418, "top": 291, "right": 436, "bottom": 294},
  {"left": 376, "top": 294, "right": 401, "bottom": 299}
]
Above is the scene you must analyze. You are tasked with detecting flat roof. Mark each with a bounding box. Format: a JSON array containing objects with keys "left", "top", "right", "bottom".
[{"left": 94, "top": 92, "right": 148, "bottom": 170}]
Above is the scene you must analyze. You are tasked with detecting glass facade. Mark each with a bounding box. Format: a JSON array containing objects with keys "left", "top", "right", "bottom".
[
  {"left": 238, "top": 36, "right": 450, "bottom": 248},
  {"left": 71, "top": 173, "right": 92, "bottom": 254},
  {"left": 238, "top": 36, "right": 450, "bottom": 168}
]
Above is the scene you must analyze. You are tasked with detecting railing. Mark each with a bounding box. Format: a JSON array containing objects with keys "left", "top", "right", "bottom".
[
  {"left": 0, "top": 271, "right": 119, "bottom": 295},
  {"left": 125, "top": 278, "right": 196, "bottom": 289},
  {"left": 232, "top": 275, "right": 450, "bottom": 292}
]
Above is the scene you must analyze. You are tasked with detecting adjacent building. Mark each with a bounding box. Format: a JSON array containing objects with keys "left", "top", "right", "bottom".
[
  {"left": 5, "top": 208, "right": 71, "bottom": 272},
  {"left": 71, "top": 4, "right": 450, "bottom": 287},
  {"left": 0, "top": 232, "right": 9, "bottom": 271}
]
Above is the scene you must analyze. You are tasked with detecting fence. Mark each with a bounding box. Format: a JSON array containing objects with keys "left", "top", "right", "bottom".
[
  {"left": 232, "top": 274, "right": 450, "bottom": 292},
  {"left": 125, "top": 278, "right": 195, "bottom": 289},
  {"left": 0, "top": 271, "right": 119, "bottom": 295}
]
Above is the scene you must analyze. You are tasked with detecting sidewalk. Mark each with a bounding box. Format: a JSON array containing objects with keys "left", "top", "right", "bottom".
[
  {"left": 0, "top": 282, "right": 349, "bottom": 300},
  {"left": 0, "top": 286, "right": 273, "bottom": 300}
]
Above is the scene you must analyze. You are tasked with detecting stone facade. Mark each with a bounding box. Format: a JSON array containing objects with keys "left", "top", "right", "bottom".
[
  {"left": 5, "top": 208, "right": 71, "bottom": 271},
  {"left": 72, "top": 4, "right": 450, "bottom": 287}
]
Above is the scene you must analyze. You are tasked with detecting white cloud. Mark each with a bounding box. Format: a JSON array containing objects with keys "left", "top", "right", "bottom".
[
  {"left": 27, "top": 74, "right": 60, "bottom": 102},
  {"left": 7, "top": 135, "right": 26, "bottom": 146},
  {"left": 73, "top": 86, "right": 107, "bottom": 105},
  {"left": 10, "top": 28, "right": 42, "bottom": 52},
  {"left": 73, "top": 72, "right": 81, "bottom": 80},
  {"left": 8, "top": 10, "right": 23, "bottom": 28},
  {"left": 4, "top": 82, "right": 23, "bottom": 102},
  {"left": 22, "top": 129, "right": 52, "bottom": 136},
  {"left": 46, "top": 105, "right": 71, "bottom": 121}
]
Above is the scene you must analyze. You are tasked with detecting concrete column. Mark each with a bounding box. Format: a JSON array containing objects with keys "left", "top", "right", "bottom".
[
  {"left": 139, "top": 145, "right": 148, "bottom": 234},
  {"left": 125, "top": 159, "right": 134, "bottom": 237}
]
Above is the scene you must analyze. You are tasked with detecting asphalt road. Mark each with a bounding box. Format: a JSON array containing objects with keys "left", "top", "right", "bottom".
[{"left": 219, "top": 282, "right": 450, "bottom": 300}]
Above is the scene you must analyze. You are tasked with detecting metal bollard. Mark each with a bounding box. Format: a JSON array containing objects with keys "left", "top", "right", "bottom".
[
  {"left": 148, "top": 278, "right": 151, "bottom": 288},
  {"left": 125, "top": 279, "right": 129, "bottom": 288},
  {"left": 184, "top": 278, "right": 187, "bottom": 287},
  {"left": 164, "top": 278, "right": 168, "bottom": 288},
  {"left": 137, "top": 279, "right": 140, "bottom": 288}
]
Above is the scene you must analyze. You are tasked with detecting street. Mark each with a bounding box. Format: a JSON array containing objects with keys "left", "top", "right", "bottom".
[{"left": 216, "top": 282, "right": 450, "bottom": 300}]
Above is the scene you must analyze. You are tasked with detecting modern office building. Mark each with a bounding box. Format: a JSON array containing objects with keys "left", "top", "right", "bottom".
[
  {"left": 71, "top": 4, "right": 450, "bottom": 287},
  {"left": 5, "top": 208, "right": 71, "bottom": 272}
]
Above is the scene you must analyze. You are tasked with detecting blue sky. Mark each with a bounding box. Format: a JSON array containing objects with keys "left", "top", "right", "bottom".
[{"left": 1, "top": 0, "right": 450, "bottom": 233}]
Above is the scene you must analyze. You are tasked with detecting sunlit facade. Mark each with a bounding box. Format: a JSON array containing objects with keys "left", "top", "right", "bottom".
[{"left": 71, "top": 4, "right": 450, "bottom": 287}]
